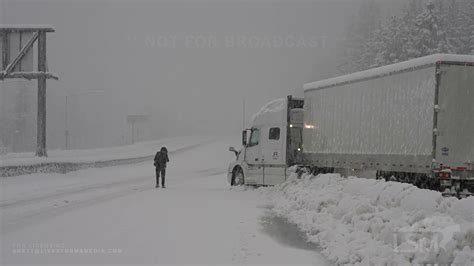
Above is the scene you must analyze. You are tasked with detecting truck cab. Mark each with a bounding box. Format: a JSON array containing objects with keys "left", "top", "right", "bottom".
[{"left": 227, "top": 96, "right": 304, "bottom": 186}]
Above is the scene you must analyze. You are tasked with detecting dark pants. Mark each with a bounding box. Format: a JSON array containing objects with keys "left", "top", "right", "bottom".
[{"left": 156, "top": 167, "right": 166, "bottom": 186}]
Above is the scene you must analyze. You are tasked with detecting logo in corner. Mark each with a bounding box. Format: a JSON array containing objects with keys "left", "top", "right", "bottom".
[{"left": 441, "top": 147, "right": 449, "bottom": 156}]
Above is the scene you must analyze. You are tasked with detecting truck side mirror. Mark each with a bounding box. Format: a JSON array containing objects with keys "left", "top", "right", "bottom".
[
  {"left": 242, "top": 130, "right": 248, "bottom": 146},
  {"left": 229, "top": 147, "right": 238, "bottom": 157}
]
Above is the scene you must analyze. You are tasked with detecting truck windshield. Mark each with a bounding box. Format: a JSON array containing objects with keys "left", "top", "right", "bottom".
[{"left": 249, "top": 128, "right": 260, "bottom": 146}]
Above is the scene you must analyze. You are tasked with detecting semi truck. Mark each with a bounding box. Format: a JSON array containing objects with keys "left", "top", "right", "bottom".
[{"left": 227, "top": 54, "right": 474, "bottom": 196}]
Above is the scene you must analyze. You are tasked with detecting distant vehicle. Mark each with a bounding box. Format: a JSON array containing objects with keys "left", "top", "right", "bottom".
[{"left": 228, "top": 54, "right": 474, "bottom": 197}]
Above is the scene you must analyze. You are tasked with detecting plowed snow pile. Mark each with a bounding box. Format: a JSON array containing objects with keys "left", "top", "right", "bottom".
[{"left": 266, "top": 173, "right": 474, "bottom": 265}]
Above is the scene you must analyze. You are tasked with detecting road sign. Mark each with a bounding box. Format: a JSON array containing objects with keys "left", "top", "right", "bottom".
[
  {"left": 0, "top": 31, "right": 33, "bottom": 72},
  {"left": 126, "top": 115, "right": 149, "bottom": 124}
]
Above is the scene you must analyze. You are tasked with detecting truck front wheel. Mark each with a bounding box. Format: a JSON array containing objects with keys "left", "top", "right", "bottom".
[{"left": 231, "top": 167, "right": 245, "bottom": 186}]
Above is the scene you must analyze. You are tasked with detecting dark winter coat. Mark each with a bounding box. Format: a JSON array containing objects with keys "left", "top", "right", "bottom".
[{"left": 154, "top": 147, "right": 169, "bottom": 168}]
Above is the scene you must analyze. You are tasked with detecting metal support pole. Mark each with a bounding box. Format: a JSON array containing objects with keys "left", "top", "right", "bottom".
[
  {"left": 65, "top": 95, "right": 69, "bottom": 150},
  {"left": 242, "top": 100, "right": 245, "bottom": 130},
  {"left": 36, "top": 31, "right": 47, "bottom": 157},
  {"left": 131, "top": 121, "right": 135, "bottom": 144},
  {"left": 1, "top": 31, "right": 9, "bottom": 71}
]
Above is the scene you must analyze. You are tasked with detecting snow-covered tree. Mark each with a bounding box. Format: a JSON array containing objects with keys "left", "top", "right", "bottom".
[
  {"left": 412, "top": 1, "right": 453, "bottom": 55},
  {"left": 459, "top": 0, "right": 474, "bottom": 54},
  {"left": 371, "top": 15, "right": 411, "bottom": 67},
  {"left": 338, "top": 0, "right": 474, "bottom": 73},
  {"left": 404, "top": 0, "right": 424, "bottom": 20}
]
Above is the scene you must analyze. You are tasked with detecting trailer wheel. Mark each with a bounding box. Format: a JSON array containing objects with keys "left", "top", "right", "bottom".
[{"left": 231, "top": 167, "right": 245, "bottom": 186}]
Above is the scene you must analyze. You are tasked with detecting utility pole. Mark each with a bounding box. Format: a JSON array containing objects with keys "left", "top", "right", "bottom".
[{"left": 242, "top": 99, "right": 245, "bottom": 130}]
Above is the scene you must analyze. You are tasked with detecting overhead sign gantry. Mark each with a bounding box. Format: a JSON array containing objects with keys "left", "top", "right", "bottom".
[{"left": 0, "top": 24, "right": 58, "bottom": 157}]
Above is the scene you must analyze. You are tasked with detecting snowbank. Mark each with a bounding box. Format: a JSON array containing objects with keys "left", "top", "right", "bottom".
[
  {"left": 0, "top": 136, "right": 211, "bottom": 177},
  {"left": 266, "top": 173, "right": 474, "bottom": 265}
]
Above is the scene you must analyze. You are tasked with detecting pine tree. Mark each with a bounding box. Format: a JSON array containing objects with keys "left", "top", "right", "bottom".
[
  {"left": 337, "top": 0, "right": 473, "bottom": 73},
  {"left": 445, "top": 0, "right": 463, "bottom": 54},
  {"left": 384, "top": 16, "right": 409, "bottom": 64},
  {"left": 404, "top": 0, "right": 423, "bottom": 20},
  {"left": 459, "top": 0, "right": 474, "bottom": 54},
  {"left": 412, "top": 1, "right": 452, "bottom": 56}
]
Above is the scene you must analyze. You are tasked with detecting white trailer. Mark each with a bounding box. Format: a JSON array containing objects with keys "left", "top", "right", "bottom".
[{"left": 228, "top": 54, "right": 474, "bottom": 196}]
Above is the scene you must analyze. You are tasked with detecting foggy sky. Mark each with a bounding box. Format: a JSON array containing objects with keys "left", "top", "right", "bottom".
[{"left": 1, "top": 0, "right": 403, "bottom": 149}]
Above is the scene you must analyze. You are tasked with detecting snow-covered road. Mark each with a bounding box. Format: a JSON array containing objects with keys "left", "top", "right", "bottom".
[{"left": 1, "top": 139, "right": 327, "bottom": 265}]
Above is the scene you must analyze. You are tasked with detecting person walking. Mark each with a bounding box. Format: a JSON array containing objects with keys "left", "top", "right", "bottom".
[{"left": 154, "top": 146, "right": 169, "bottom": 188}]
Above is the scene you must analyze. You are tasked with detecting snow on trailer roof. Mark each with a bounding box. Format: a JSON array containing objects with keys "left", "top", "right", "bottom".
[{"left": 304, "top": 54, "right": 474, "bottom": 91}]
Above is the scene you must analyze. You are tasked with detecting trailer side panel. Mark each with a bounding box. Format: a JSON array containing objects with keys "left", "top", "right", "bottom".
[{"left": 303, "top": 66, "right": 436, "bottom": 173}]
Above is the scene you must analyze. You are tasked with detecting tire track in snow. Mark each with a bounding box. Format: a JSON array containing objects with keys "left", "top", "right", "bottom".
[
  {"left": 231, "top": 221, "right": 251, "bottom": 264},
  {"left": 1, "top": 141, "right": 214, "bottom": 233},
  {"left": 0, "top": 141, "right": 210, "bottom": 210},
  {"left": 1, "top": 179, "right": 154, "bottom": 234}
]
